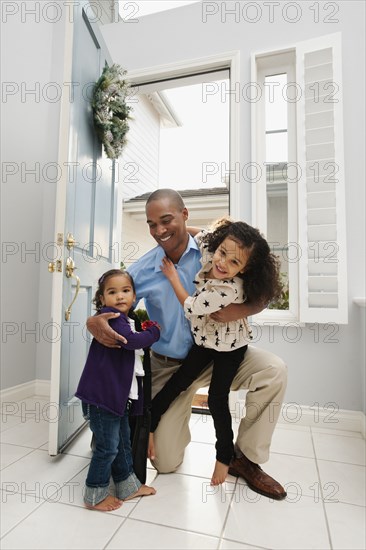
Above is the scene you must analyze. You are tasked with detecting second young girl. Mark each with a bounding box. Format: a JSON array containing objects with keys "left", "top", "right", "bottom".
[
  {"left": 148, "top": 219, "right": 281, "bottom": 486},
  {"left": 76, "top": 269, "right": 160, "bottom": 511}
]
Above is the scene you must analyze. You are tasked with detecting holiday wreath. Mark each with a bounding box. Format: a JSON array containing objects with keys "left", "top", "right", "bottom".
[{"left": 92, "top": 63, "right": 132, "bottom": 160}]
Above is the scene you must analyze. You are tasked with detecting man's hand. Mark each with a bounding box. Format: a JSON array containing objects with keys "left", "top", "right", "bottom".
[
  {"left": 86, "top": 312, "right": 127, "bottom": 348},
  {"left": 210, "top": 301, "right": 266, "bottom": 322}
]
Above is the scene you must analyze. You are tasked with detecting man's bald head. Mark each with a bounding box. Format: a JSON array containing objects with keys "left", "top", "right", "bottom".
[{"left": 146, "top": 188, "right": 186, "bottom": 211}]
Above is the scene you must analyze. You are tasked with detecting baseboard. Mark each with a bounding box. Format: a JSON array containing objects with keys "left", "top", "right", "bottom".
[
  {"left": 228, "top": 394, "right": 366, "bottom": 438},
  {"left": 0, "top": 379, "right": 51, "bottom": 402},
  {"left": 276, "top": 404, "right": 366, "bottom": 438},
  {"left": 1, "top": 382, "right": 365, "bottom": 438},
  {"left": 34, "top": 379, "right": 51, "bottom": 397}
]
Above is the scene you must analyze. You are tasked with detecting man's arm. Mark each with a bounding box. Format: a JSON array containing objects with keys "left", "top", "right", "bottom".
[
  {"left": 86, "top": 313, "right": 127, "bottom": 348},
  {"left": 209, "top": 300, "right": 267, "bottom": 322}
]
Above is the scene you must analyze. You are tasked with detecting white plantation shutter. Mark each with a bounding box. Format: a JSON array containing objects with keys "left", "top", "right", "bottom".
[{"left": 296, "top": 33, "right": 348, "bottom": 324}]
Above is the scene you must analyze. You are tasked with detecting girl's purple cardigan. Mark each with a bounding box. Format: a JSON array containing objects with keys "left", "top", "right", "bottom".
[{"left": 75, "top": 307, "right": 160, "bottom": 416}]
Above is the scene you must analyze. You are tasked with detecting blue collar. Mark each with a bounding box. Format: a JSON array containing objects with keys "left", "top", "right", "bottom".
[{"left": 154, "top": 234, "right": 200, "bottom": 272}]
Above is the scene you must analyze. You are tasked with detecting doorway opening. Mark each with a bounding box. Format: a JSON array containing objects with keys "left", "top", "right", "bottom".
[{"left": 120, "top": 64, "right": 235, "bottom": 413}]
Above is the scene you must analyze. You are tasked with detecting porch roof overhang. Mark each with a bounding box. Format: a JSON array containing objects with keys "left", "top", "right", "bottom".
[{"left": 123, "top": 187, "right": 229, "bottom": 221}]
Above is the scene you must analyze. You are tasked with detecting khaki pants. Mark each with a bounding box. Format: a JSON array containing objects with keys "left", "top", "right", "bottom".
[{"left": 150, "top": 345, "right": 287, "bottom": 472}]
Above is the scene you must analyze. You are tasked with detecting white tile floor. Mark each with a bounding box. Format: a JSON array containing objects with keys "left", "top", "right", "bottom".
[{"left": 0, "top": 395, "right": 365, "bottom": 550}]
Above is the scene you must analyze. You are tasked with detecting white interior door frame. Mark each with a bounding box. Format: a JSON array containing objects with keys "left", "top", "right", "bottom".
[
  {"left": 48, "top": 14, "right": 74, "bottom": 456},
  {"left": 126, "top": 51, "right": 241, "bottom": 218}
]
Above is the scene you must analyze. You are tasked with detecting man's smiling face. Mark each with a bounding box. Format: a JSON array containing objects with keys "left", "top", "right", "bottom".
[{"left": 146, "top": 197, "right": 189, "bottom": 263}]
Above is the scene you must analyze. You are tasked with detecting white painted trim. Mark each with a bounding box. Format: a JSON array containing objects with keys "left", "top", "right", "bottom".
[
  {"left": 250, "top": 312, "right": 304, "bottom": 326},
  {"left": 48, "top": 11, "right": 75, "bottom": 456},
  {"left": 228, "top": 51, "right": 241, "bottom": 221},
  {"left": 0, "top": 380, "right": 51, "bottom": 402},
  {"left": 250, "top": 52, "right": 258, "bottom": 227},
  {"left": 0, "top": 381, "right": 35, "bottom": 402},
  {"left": 353, "top": 297, "right": 366, "bottom": 308},
  {"left": 34, "top": 379, "right": 51, "bottom": 397},
  {"left": 277, "top": 405, "right": 366, "bottom": 438},
  {"left": 296, "top": 32, "right": 348, "bottom": 324},
  {"left": 2, "top": 381, "right": 364, "bottom": 437},
  {"left": 126, "top": 51, "right": 240, "bottom": 85},
  {"left": 229, "top": 395, "right": 365, "bottom": 438},
  {"left": 252, "top": 51, "right": 299, "bottom": 324}
]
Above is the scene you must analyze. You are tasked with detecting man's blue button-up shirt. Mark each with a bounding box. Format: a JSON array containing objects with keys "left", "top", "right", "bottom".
[{"left": 128, "top": 235, "right": 201, "bottom": 359}]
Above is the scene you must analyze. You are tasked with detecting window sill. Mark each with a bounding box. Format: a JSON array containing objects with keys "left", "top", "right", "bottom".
[
  {"left": 353, "top": 297, "right": 366, "bottom": 308},
  {"left": 250, "top": 309, "right": 304, "bottom": 327}
]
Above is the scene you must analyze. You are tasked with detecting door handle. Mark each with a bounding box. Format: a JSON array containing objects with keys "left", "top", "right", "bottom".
[
  {"left": 66, "top": 233, "right": 77, "bottom": 250},
  {"left": 65, "top": 257, "right": 80, "bottom": 321}
]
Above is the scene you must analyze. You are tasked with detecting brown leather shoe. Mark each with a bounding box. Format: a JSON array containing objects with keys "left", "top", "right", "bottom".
[{"left": 228, "top": 455, "right": 287, "bottom": 500}]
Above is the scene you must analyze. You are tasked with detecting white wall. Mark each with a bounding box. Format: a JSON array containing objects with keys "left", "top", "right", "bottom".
[
  {"left": 1, "top": 6, "right": 66, "bottom": 388},
  {"left": 101, "top": 0, "right": 366, "bottom": 412}
]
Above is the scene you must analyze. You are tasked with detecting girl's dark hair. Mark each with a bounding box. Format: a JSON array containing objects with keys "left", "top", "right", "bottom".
[
  {"left": 93, "top": 269, "right": 135, "bottom": 311},
  {"left": 203, "top": 218, "right": 282, "bottom": 305}
]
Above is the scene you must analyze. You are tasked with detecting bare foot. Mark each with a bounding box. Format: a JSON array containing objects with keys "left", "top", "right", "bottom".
[
  {"left": 124, "top": 484, "right": 156, "bottom": 501},
  {"left": 211, "top": 461, "right": 229, "bottom": 485},
  {"left": 85, "top": 495, "right": 122, "bottom": 512}
]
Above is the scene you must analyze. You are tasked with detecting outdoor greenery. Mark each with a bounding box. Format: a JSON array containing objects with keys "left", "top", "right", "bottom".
[
  {"left": 134, "top": 309, "right": 150, "bottom": 322},
  {"left": 268, "top": 272, "right": 289, "bottom": 310}
]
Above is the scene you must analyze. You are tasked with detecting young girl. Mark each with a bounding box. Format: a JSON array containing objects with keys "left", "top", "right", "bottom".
[
  {"left": 76, "top": 269, "right": 160, "bottom": 511},
  {"left": 149, "top": 219, "right": 281, "bottom": 486}
]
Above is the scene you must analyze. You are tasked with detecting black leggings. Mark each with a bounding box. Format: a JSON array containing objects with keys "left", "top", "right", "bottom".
[{"left": 151, "top": 344, "right": 248, "bottom": 465}]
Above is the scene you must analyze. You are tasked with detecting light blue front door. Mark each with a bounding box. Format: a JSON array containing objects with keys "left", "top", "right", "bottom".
[{"left": 50, "top": 3, "right": 119, "bottom": 454}]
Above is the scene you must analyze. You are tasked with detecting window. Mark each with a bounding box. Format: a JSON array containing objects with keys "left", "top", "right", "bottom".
[
  {"left": 252, "top": 33, "right": 348, "bottom": 324},
  {"left": 265, "top": 73, "right": 290, "bottom": 312},
  {"left": 253, "top": 51, "right": 298, "bottom": 322}
]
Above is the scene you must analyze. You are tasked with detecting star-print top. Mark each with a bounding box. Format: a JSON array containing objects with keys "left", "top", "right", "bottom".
[{"left": 183, "top": 231, "right": 253, "bottom": 352}]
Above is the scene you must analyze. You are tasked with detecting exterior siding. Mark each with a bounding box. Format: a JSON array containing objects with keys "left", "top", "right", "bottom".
[{"left": 120, "top": 94, "right": 160, "bottom": 199}]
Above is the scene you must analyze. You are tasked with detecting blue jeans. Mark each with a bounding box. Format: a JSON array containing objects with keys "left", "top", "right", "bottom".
[{"left": 82, "top": 403, "right": 141, "bottom": 505}]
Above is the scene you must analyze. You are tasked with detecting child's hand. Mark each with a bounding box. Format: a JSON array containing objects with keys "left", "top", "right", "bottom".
[
  {"left": 141, "top": 320, "right": 161, "bottom": 331},
  {"left": 148, "top": 433, "right": 156, "bottom": 460},
  {"left": 160, "top": 256, "right": 178, "bottom": 281}
]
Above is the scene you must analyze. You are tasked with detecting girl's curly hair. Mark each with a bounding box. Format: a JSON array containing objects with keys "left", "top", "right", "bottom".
[
  {"left": 93, "top": 269, "right": 135, "bottom": 311},
  {"left": 202, "top": 218, "right": 282, "bottom": 305}
]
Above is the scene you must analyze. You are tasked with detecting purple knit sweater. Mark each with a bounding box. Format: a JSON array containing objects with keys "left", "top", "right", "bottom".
[{"left": 75, "top": 307, "right": 160, "bottom": 416}]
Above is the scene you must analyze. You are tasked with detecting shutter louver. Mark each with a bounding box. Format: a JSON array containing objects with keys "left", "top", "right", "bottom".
[{"left": 297, "top": 33, "right": 348, "bottom": 323}]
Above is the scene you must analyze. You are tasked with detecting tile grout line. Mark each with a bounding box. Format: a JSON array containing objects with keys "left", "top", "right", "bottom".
[
  {"left": 217, "top": 477, "right": 238, "bottom": 547},
  {"left": 0, "top": 447, "right": 37, "bottom": 472},
  {"left": 102, "top": 515, "right": 129, "bottom": 550},
  {"left": 219, "top": 535, "right": 269, "bottom": 550},
  {"left": 216, "top": 479, "right": 272, "bottom": 550},
  {"left": 106, "top": 515, "right": 222, "bottom": 543},
  {"left": 2, "top": 401, "right": 364, "bottom": 549},
  {"left": 271, "top": 449, "right": 366, "bottom": 467},
  {"left": 310, "top": 426, "right": 334, "bottom": 550},
  {"left": 0, "top": 491, "right": 48, "bottom": 541}
]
